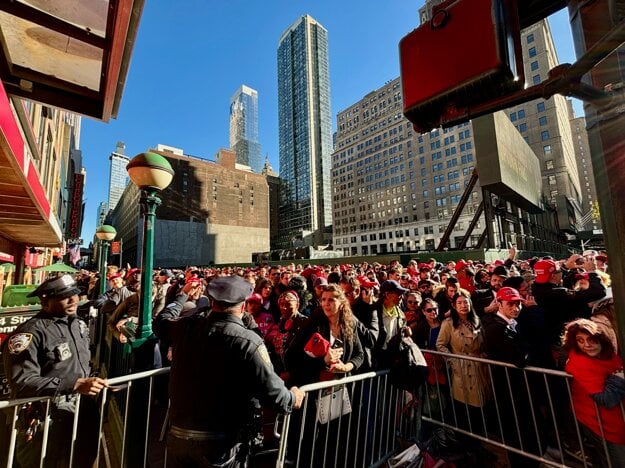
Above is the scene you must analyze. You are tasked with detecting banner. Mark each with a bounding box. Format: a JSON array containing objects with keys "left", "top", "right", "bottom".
[{"left": 111, "top": 241, "right": 122, "bottom": 254}]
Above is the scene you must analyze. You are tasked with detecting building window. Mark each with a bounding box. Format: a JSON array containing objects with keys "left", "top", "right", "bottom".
[
  {"left": 548, "top": 175, "right": 557, "bottom": 185},
  {"left": 539, "top": 116, "right": 548, "bottom": 126},
  {"left": 537, "top": 102, "right": 545, "bottom": 112},
  {"left": 532, "top": 74, "right": 541, "bottom": 85},
  {"left": 545, "top": 159, "right": 554, "bottom": 170},
  {"left": 510, "top": 112, "right": 517, "bottom": 122},
  {"left": 527, "top": 33, "right": 535, "bottom": 43},
  {"left": 530, "top": 60, "right": 539, "bottom": 71},
  {"left": 529, "top": 46, "right": 537, "bottom": 57},
  {"left": 517, "top": 109, "right": 525, "bottom": 119},
  {"left": 541, "top": 131, "right": 550, "bottom": 141},
  {"left": 543, "top": 144, "right": 552, "bottom": 154},
  {"left": 518, "top": 123, "right": 527, "bottom": 133}
]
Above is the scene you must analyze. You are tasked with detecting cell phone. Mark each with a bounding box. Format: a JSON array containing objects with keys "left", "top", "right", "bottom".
[{"left": 332, "top": 339, "right": 344, "bottom": 349}]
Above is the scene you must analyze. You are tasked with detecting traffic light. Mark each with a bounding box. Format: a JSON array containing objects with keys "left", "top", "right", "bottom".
[{"left": 400, "top": 0, "right": 524, "bottom": 132}]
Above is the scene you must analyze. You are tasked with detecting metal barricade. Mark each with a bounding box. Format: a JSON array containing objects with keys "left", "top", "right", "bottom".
[
  {"left": 0, "top": 367, "right": 170, "bottom": 468},
  {"left": 420, "top": 349, "right": 625, "bottom": 468},
  {"left": 276, "top": 370, "right": 422, "bottom": 468}
]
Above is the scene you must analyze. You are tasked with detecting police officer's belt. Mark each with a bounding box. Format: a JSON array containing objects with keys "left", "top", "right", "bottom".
[{"left": 169, "top": 426, "right": 227, "bottom": 441}]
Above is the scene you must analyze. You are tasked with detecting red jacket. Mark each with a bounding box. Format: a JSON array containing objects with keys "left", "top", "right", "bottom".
[{"left": 565, "top": 350, "right": 625, "bottom": 444}]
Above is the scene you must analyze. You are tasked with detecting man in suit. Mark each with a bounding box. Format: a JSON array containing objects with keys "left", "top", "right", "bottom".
[{"left": 483, "top": 287, "right": 544, "bottom": 467}]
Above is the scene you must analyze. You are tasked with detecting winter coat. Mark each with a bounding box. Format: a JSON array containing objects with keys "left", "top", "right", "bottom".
[{"left": 436, "top": 317, "right": 490, "bottom": 407}]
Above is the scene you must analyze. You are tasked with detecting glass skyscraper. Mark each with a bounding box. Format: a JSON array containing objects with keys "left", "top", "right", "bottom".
[
  {"left": 229, "top": 85, "right": 262, "bottom": 172},
  {"left": 108, "top": 141, "right": 130, "bottom": 212},
  {"left": 277, "top": 15, "right": 333, "bottom": 248}
]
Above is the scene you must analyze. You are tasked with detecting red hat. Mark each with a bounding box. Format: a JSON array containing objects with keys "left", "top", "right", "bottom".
[
  {"left": 108, "top": 273, "right": 123, "bottom": 280},
  {"left": 126, "top": 268, "right": 140, "bottom": 279},
  {"left": 357, "top": 275, "right": 377, "bottom": 289},
  {"left": 493, "top": 259, "right": 505, "bottom": 266},
  {"left": 455, "top": 259, "right": 468, "bottom": 272},
  {"left": 496, "top": 287, "right": 525, "bottom": 302},
  {"left": 575, "top": 272, "right": 590, "bottom": 281},
  {"left": 596, "top": 255, "right": 608, "bottom": 263},
  {"left": 418, "top": 263, "right": 431, "bottom": 271},
  {"left": 534, "top": 259, "right": 560, "bottom": 284}
]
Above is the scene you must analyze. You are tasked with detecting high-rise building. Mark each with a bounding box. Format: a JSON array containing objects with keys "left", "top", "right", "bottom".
[
  {"left": 277, "top": 15, "right": 333, "bottom": 248},
  {"left": 96, "top": 201, "right": 108, "bottom": 226},
  {"left": 229, "top": 85, "right": 262, "bottom": 173},
  {"left": 568, "top": 100, "right": 599, "bottom": 231},
  {"left": 108, "top": 141, "right": 130, "bottom": 212}
]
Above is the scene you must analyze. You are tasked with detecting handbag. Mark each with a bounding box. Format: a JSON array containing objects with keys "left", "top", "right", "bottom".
[{"left": 315, "top": 386, "right": 351, "bottom": 424}]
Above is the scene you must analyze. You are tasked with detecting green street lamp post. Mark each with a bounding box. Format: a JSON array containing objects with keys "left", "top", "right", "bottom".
[
  {"left": 94, "top": 224, "right": 116, "bottom": 369},
  {"left": 95, "top": 225, "right": 117, "bottom": 295},
  {"left": 126, "top": 152, "right": 174, "bottom": 347}
]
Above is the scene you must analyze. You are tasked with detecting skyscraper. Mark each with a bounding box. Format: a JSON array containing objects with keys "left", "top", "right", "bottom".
[
  {"left": 108, "top": 141, "right": 130, "bottom": 212},
  {"left": 229, "top": 85, "right": 262, "bottom": 173},
  {"left": 277, "top": 15, "right": 333, "bottom": 248},
  {"left": 96, "top": 201, "right": 108, "bottom": 227}
]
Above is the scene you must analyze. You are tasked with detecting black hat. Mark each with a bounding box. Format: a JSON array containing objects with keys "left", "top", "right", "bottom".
[
  {"left": 491, "top": 265, "right": 509, "bottom": 277},
  {"left": 380, "top": 280, "right": 408, "bottom": 295},
  {"left": 158, "top": 269, "right": 173, "bottom": 278},
  {"left": 207, "top": 276, "right": 253, "bottom": 304},
  {"left": 27, "top": 275, "right": 81, "bottom": 299}
]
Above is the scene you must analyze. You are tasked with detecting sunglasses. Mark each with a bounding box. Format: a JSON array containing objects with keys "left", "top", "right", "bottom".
[{"left": 424, "top": 307, "right": 438, "bottom": 312}]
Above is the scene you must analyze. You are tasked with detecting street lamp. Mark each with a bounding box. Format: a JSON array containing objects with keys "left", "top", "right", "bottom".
[
  {"left": 95, "top": 225, "right": 117, "bottom": 295},
  {"left": 126, "top": 152, "right": 174, "bottom": 346}
]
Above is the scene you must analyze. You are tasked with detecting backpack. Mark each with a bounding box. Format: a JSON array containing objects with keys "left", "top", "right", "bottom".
[{"left": 388, "top": 332, "right": 429, "bottom": 393}]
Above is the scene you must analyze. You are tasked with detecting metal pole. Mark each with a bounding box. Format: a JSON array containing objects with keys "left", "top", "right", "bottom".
[
  {"left": 569, "top": 0, "right": 625, "bottom": 361},
  {"left": 136, "top": 188, "right": 160, "bottom": 344},
  {"left": 99, "top": 241, "right": 109, "bottom": 296}
]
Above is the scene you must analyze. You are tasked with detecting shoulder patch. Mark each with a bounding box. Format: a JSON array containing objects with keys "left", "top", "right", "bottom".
[
  {"left": 7, "top": 333, "right": 33, "bottom": 354},
  {"left": 256, "top": 343, "right": 273, "bottom": 367}
]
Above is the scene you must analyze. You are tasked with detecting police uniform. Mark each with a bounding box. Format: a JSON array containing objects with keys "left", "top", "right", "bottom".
[
  {"left": 153, "top": 276, "right": 296, "bottom": 467},
  {"left": 2, "top": 275, "right": 99, "bottom": 468}
]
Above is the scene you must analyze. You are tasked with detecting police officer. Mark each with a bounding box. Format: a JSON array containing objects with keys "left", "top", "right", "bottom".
[
  {"left": 2, "top": 274, "right": 108, "bottom": 468},
  {"left": 153, "top": 275, "right": 305, "bottom": 467}
]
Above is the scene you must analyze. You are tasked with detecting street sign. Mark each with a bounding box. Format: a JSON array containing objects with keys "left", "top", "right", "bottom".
[{"left": 111, "top": 241, "right": 122, "bottom": 254}]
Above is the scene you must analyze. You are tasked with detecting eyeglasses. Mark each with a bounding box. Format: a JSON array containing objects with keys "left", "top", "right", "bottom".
[{"left": 424, "top": 307, "right": 438, "bottom": 312}]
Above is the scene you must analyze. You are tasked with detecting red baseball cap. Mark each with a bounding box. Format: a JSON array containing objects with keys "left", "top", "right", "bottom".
[
  {"left": 534, "top": 259, "right": 560, "bottom": 284},
  {"left": 455, "top": 259, "right": 468, "bottom": 272},
  {"left": 357, "top": 275, "right": 377, "bottom": 289},
  {"left": 496, "top": 287, "right": 525, "bottom": 302}
]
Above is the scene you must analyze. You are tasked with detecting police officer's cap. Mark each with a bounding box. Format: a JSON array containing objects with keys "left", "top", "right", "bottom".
[
  {"left": 207, "top": 276, "right": 253, "bottom": 304},
  {"left": 27, "top": 274, "right": 81, "bottom": 299}
]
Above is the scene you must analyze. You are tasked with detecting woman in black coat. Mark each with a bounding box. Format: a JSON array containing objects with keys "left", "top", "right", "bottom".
[{"left": 286, "top": 284, "right": 364, "bottom": 386}]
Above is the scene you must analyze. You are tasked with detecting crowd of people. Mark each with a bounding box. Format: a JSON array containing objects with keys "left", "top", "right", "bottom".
[{"left": 3, "top": 247, "right": 624, "bottom": 466}]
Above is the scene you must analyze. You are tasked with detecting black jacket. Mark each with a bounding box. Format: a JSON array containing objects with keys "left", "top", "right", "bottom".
[
  {"left": 351, "top": 297, "right": 379, "bottom": 371},
  {"left": 532, "top": 274, "right": 605, "bottom": 345},
  {"left": 153, "top": 311, "right": 294, "bottom": 440},
  {"left": 285, "top": 314, "right": 364, "bottom": 386},
  {"left": 3, "top": 312, "right": 91, "bottom": 405}
]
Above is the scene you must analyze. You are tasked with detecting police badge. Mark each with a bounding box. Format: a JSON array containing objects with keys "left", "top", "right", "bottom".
[
  {"left": 8, "top": 333, "right": 33, "bottom": 354},
  {"left": 55, "top": 342, "right": 72, "bottom": 361}
]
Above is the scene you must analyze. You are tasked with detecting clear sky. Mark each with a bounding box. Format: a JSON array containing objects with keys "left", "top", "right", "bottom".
[{"left": 79, "top": 0, "right": 579, "bottom": 243}]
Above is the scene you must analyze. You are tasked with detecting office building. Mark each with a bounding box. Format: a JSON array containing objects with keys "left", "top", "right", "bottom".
[
  {"left": 230, "top": 85, "right": 262, "bottom": 173},
  {"left": 569, "top": 101, "right": 599, "bottom": 231},
  {"left": 96, "top": 201, "right": 109, "bottom": 226},
  {"left": 109, "top": 147, "right": 270, "bottom": 266},
  {"left": 108, "top": 141, "right": 130, "bottom": 212},
  {"left": 277, "top": 15, "right": 333, "bottom": 248}
]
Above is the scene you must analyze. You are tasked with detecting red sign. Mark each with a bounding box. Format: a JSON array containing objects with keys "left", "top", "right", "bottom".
[
  {"left": 69, "top": 173, "right": 84, "bottom": 238},
  {"left": 0, "top": 252, "right": 14, "bottom": 262},
  {"left": 111, "top": 241, "right": 122, "bottom": 254}
]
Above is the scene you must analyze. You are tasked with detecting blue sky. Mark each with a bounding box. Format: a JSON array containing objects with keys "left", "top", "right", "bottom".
[{"left": 79, "top": 1, "right": 579, "bottom": 242}]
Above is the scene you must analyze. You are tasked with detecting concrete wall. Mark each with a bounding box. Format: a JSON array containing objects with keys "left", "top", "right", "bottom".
[{"left": 153, "top": 219, "right": 269, "bottom": 267}]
